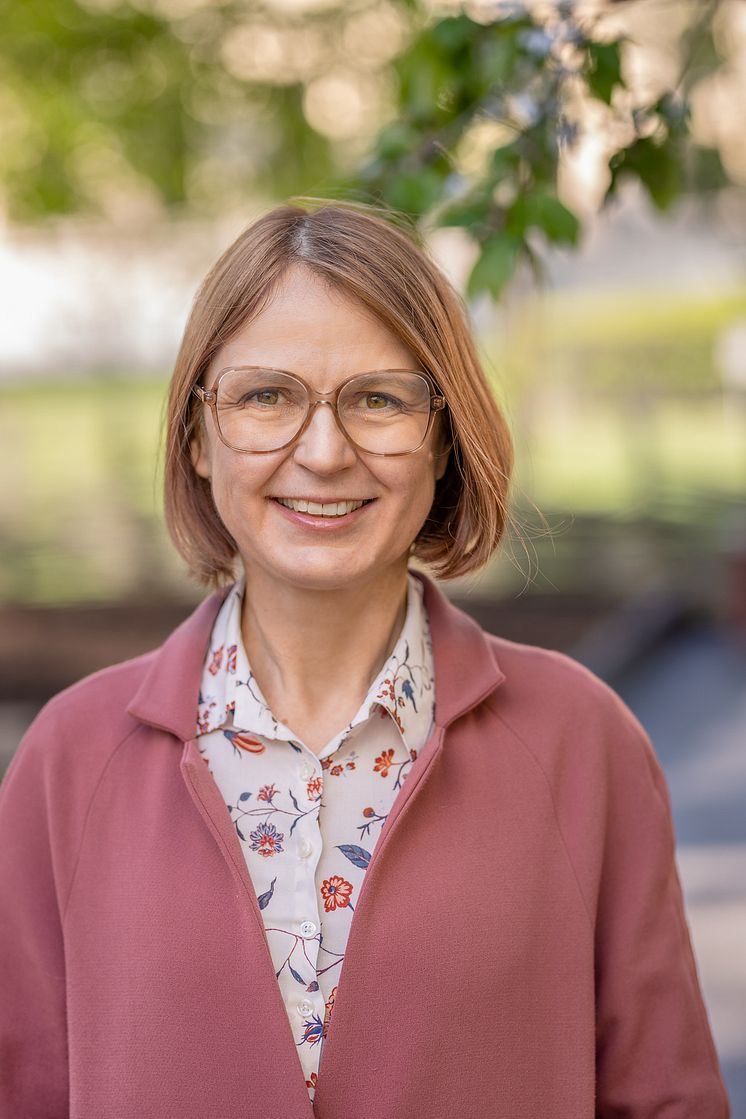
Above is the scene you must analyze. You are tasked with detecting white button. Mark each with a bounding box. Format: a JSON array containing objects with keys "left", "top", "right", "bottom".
[
  {"left": 300, "top": 920, "right": 317, "bottom": 937},
  {"left": 300, "top": 761, "right": 315, "bottom": 780},
  {"left": 298, "top": 1000, "right": 313, "bottom": 1016},
  {"left": 299, "top": 838, "right": 313, "bottom": 859}
]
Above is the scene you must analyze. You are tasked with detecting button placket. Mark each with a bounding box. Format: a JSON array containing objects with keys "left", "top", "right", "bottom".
[{"left": 299, "top": 759, "right": 315, "bottom": 781}]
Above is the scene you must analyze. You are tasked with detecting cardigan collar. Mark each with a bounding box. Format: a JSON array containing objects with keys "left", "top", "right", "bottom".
[{"left": 127, "top": 569, "right": 506, "bottom": 742}]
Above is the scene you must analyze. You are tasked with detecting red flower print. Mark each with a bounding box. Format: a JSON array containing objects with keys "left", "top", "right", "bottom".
[
  {"left": 329, "top": 764, "right": 343, "bottom": 777},
  {"left": 320, "top": 876, "right": 353, "bottom": 912},
  {"left": 196, "top": 701, "right": 216, "bottom": 735},
  {"left": 226, "top": 644, "right": 237, "bottom": 674},
  {"left": 323, "top": 985, "right": 337, "bottom": 1038},
  {"left": 362, "top": 807, "right": 375, "bottom": 818},
  {"left": 226, "top": 730, "right": 265, "bottom": 754},
  {"left": 345, "top": 761, "right": 356, "bottom": 771},
  {"left": 320, "top": 756, "right": 331, "bottom": 771},
  {"left": 258, "top": 784, "right": 277, "bottom": 802},
  {"left": 306, "top": 1072, "right": 318, "bottom": 1090},
  {"left": 410, "top": 748, "right": 418, "bottom": 762},
  {"left": 307, "top": 777, "right": 323, "bottom": 801},
  {"left": 374, "top": 748, "right": 395, "bottom": 777},
  {"left": 208, "top": 646, "right": 223, "bottom": 675}
]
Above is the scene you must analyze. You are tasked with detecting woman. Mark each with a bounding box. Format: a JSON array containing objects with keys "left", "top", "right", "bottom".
[{"left": 0, "top": 201, "right": 730, "bottom": 1118}]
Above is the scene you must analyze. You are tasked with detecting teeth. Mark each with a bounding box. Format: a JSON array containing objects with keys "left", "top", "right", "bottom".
[{"left": 277, "top": 498, "right": 367, "bottom": 517}]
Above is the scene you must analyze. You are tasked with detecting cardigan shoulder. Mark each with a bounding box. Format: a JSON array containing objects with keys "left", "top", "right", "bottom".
[
  {"left": 4, "top": 650, "right": 163, "bottom": 811},
  {"left": 479, "top": 633, "right": 674, "bottom": 923},
  {"left": 1, "top": 650, "right": 170, "bottom": 923},
  {"left": 28, "top": 650, "right": 158, "bottom": 749},
  {"left": 483, "top": 631, "right": 652, "bottom": 749}
]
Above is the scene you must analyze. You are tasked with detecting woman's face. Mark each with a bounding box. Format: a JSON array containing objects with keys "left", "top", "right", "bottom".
[{"left": 191, "top": 264, "right": 450, "bottom": 594}]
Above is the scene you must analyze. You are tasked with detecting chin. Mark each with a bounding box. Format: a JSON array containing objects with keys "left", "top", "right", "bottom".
[{"left": 245, "top": 547, "right": 400, "bottom": 594}]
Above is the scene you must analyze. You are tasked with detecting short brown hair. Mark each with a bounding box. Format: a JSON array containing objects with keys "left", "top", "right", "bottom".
[{"left": 164, "top": 199, "right": 513, "bottom": 585}]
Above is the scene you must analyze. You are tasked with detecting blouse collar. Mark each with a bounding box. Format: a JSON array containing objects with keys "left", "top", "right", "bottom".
[
  {"left": 127, "top": 569, "right": 506, "bottom": 743},
  {"left": 194, "top": 571, "right": 435, "bottom": 759}
]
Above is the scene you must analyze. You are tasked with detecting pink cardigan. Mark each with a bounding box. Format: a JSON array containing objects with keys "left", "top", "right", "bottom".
[{"left": 0, "top": 572, "right": 730, "bottom": 1118}]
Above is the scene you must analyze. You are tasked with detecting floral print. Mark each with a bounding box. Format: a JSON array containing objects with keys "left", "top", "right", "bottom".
[
  {"left": 320, "top": 876, "right": 354, "bottom": 913},
  {"left": 249, "top": 822, "right": 284, "bottom": 858},
  {"left": 195, "top": 571, "right": 435, "bottom": 1104}
]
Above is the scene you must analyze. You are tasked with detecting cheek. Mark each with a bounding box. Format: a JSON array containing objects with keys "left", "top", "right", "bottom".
[
  {"left": 204, "top": 453, "right": 272, "bottom": 523},
  {"left": 386, "top": 456, "right": 439, "bottom": 515}
]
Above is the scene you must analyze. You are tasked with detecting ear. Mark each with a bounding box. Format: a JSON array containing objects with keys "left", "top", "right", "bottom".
[{"left": 189, "top": 424, "right": 212, "bottom": 481}]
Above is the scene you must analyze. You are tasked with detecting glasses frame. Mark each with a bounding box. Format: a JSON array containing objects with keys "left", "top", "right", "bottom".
[{"left": 192, "top": 366, "right": 447, "bottom": 457}]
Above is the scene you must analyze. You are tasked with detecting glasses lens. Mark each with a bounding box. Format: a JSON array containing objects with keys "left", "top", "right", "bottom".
[
  {"left": 338, "top": 372, "right": 432, "bottom": 453},
  {"left": 212, "top": 368, "right": 435, "bottom": 453},
  {"left": 215, "top": 369, "right": 308, "bottom": 451}
]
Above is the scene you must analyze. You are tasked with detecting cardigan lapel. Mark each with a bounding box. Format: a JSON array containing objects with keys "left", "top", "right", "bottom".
[
  {"left": 126, "top": 571, "right": 506, "bottom": 1113},
  {"left": 126, "top": 571, "right": 505, "bottom": 739}
]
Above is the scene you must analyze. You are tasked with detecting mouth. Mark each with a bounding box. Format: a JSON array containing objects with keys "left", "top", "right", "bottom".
[{"left": 270, "top": 497, "right": 375, "bottom": 518}]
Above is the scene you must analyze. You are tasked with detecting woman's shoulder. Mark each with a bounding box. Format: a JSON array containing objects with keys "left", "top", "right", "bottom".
[
  {"left": 8, "top": 650, "right": 160, "bottom": 782},
  {"left": 479, "top": 630, "right": 656, "bottom": 765},
  {"left": 43, "top": 648, "right": 159, "bottom": 723}
]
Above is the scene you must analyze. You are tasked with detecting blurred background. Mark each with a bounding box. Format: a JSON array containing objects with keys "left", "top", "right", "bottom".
[{"left": 0, "top": 0, "right": 744, "bottom": 1109}]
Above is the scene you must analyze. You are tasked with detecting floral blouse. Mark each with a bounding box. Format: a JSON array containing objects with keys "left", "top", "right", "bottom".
[{"left": 195, "top": 571, "right": 435, "bottom": 1103}]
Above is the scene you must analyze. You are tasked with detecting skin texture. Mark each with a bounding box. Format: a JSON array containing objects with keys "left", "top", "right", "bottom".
[{"left": 190, "top": 263, "right": 450, "bottom": 752}]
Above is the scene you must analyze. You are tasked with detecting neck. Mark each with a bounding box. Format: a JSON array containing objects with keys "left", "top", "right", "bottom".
[{"left": 239, "top": 563, "right": 411, "bottom": 719}]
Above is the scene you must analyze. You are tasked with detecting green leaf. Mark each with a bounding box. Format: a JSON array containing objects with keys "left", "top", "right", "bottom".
[
  {"left": 535, "top": 192, "right": 580, "bottom": 246},
  {"left": 490, "top": 141, "right": 522, "bottom": 179},
  {"left": 431, "top": 14, "right": 477, "bottom": 53},
  {"left": 586, "top": 40, "right": 624, "bottom": 105},
  {"left": 466, "top": 235, "right": 520, "bottom": 298},
  {"left": 384, "top": 167, "right": 445, "bottom": 217},
  {"left": 608, "top": 135, "right": 682, "bottom": 211},
  {"left": 504, "top": 188, "right": 580, "bottom": 246},
  {"left": 435, "top": 192, "right": 491, "bottom": 229},
  {"left": 376, "top": 120, "right": 421, "bottom": 161}
]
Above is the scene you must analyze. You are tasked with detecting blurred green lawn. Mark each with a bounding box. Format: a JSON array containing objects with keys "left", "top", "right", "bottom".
[{"left": 1, "top": 287, "right": 745, "bottom": 605}]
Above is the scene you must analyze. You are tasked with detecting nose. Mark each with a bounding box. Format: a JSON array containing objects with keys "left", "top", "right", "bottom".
[{"left": 291, "top": 400, "right": 359, "bottom": 474}]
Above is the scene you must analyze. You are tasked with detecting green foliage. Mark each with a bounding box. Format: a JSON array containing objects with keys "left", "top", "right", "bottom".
[
  {"left": 350, "top": 0, "right": 732, "bottom": 300},
  {"left": 0, "top": 0, "right": 734, "bottom": 303},
  {"left": 0, "top": 0, "right": 339, "bottom": 220}
]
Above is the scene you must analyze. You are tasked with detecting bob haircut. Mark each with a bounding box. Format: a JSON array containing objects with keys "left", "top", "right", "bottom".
[{"left": 164, "top": 199, "right": 514, "bottom": 585}]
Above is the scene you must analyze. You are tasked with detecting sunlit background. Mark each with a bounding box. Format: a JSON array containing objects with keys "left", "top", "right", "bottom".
[{"left": 1, "top": 0, "right": 744, "bottom": 1110}]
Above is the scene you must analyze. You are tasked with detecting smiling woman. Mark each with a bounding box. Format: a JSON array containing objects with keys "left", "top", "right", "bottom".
[{"left": 0, "top": 201, "right": 730, "bottom": 1119}]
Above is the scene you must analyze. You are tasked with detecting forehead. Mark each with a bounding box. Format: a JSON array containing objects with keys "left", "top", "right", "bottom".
[{"left": 209, "top": 265, "right": 420, "bottom": 385}]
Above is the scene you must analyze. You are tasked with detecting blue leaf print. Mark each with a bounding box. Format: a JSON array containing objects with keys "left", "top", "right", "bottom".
[
  {"left": 289, "top": 816, "right": 300, "bottom": 836},
  {"left": 289, "top": 740, "right": 303, "bottom": 753},
  {"left": 236, "top": 825, "right": 245, "bottom": 842},
  {"left": 306, "top": 980, "right": 319, "bottom": 992},
  {"left": 337, "top": 843, "right": 371, "bottom": 869},
  {"left": 257, "top": 877, "right": 276, "bottom": 910},
  {"left": 401, "top": 678, "right": 417, "bottom": 711},
  {"left": 289, "top": 789, "right": 300, "bottom": 812},
  {"left": 289, "top": 965, "right": 306, "bottom": 985},
  {"left": 239, "top": 791, "right": 251, "bottom": 802}
]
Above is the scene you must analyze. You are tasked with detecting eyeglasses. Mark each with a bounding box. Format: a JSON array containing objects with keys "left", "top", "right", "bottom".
[{"left": 192, "top": 366, "right": 447, "bottom": 456}]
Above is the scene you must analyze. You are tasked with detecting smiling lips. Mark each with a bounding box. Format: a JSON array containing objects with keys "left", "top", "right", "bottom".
[{"left": 273, "top": 497, "right": 373, "bottom": 517}]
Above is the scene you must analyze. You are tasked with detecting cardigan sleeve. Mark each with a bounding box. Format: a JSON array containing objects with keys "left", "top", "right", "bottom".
[
  {"left": 0, "top": 712, "right": 69, "bottom": 1119},
  {"left": 593, "top": 696, "right": 731, "bottom": 1118}
]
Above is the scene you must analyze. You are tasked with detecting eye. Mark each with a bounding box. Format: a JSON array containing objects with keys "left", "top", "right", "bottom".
[
  {"left": 365, "top": 392, "right": 396, "bottom": 410},
  {"left": 248, "top": 389, "right": 283, "bottom": 406},
  {"left": 350, "top": 391, "right": 405, "bottom": 413}
]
